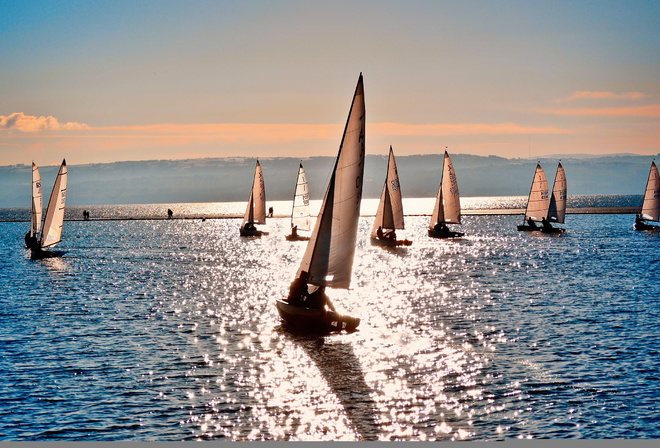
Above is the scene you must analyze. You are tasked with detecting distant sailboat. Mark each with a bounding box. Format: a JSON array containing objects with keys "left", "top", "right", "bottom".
[
  {"left": 285, "top": 163, "right": 311, "bottom": 241},
  {"left": 543, "top": 162, "right": 567, "bottom": 234},
  {"left": 517, "top": 163, "right": 549, "bottom": 231},
  {"left": 634, "top": 161, "right": 660, "bottom": 231},
  {"left": 370, "top": 146, "right": 411, "bottom": 246},
  {"left": 428, "top": 150, "right": 464, "bottom": 238},
  {"left": 25, "top": 162, "right": 42, "bottom": 248},
  {"left": 29, "top": 159, "right": 68, "bottom": 259},
  {"left": 276, "top": 73, "right": 365, "bottom": 334},
  {"left": 240, "top": 160, "right": 268, "bottom": 237}
]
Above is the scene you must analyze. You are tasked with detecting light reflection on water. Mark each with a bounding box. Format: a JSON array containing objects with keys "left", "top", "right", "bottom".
[{"left": 1, "top": 211, "right": 659, "bottom": 441}]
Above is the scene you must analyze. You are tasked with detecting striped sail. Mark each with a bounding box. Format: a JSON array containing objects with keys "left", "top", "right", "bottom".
[
  {"left": 640, "top": 161, "right": 660, "bottom": 222},
  {"left": 291, "top": 163, "right": 311, "bottom": 231},
  {"left": 297, "top": 74, "right": 366, "bottom": 289},
  {"left": 371, "top": 146, "right": 404, "bottom": 236},
  {"left": 523, "top": 163, "right": 549, "bottom": 222},
  {"left": 40, "top": 159, "right": 67, "bottom": 248},
  {"left": 430, "top": 150, "right": 461, "bottom": 228},
  {"left": 243, "top": 160, "right": 266, "bottom": 225},
  {"left": 31, "top": 162, "right": 43, "bottom": 237},
  {"left": 548, "top": 162, "right": 567, "bottom": 223}
]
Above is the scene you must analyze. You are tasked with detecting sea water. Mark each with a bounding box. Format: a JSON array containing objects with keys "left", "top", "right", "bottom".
[{"left": 0, "top": 199, "right": 658, "bottom": 441}]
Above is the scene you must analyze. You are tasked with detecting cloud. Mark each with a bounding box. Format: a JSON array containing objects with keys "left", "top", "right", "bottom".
[
  {"left": 559, "top": 91, "right": 645, "bottom": 101},
  {"left": 0, "top": 112, "right": 88, "bottom": 132},
  {"left": 537, "top": 104, "right": 660, "bottom": 117}
]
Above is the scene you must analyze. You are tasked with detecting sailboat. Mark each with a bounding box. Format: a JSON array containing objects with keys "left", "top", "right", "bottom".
[
  {"left": 240, "top": 160, "right": 268, "bottom": 237},
  {"left": 517, "top": 163, "right": 549, "bottom": 231},
  {"left": 29, "top": 159, "right": 68, "bottom": 259},
  {"left": 428, "top": 150, "right": 464, "bottom": 238},
  {"left": 285, "top": 163, "right": 312, "bottom": 241},
  {"left": 543, "top": 162, "right": 567, "bottom": 234},
  {"left": 24, "top": 162, "right": 43, "bottom": 248},
  {"left": 634, "top": 161, "right": 660, "bottom": 231},
  {"left": 276, "top": 73, "right": 365, "bottom": 334},
  {"left": 370, "top": 146, "right": 411, "bottom": 246}
]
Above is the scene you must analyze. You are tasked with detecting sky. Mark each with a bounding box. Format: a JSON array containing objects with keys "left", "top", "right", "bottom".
[{"left": 1, "top": 0, "right": 658, "bottom": 166}]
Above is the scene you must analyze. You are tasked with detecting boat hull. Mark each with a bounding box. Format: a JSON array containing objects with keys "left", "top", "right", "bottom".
[
  {"left": 285, "top": 234, "right": 310, "bottom": 241},
  {"left": 31, "top": 249, "right": 67, "bottom": 260},
  {"left": 517, "top": 224, "right": 540, "bottom": 231},
  {"left": 428, "top": 229, "right": 464, "bottom": 238},
  {"left": 239, "top": 228, "right": 268, "bottom": 237},
  {"left": 634, "top": 221, "right": 659, "bottom": 231},
  {"left": 370, "top": 237, "right": 412, "bottom": 246},
  {"left": 275, "top": 300, "right": 360, "bottom": 334}
]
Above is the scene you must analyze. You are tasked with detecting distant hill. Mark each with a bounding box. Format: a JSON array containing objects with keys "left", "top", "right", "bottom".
[{"left": 0, "top": 154, "right": 656, "bottom": 207}]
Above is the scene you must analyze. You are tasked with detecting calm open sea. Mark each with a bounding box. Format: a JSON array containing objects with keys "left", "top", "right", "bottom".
[{"left": 1, "top": 196, "right": 658, "bottom": 441}]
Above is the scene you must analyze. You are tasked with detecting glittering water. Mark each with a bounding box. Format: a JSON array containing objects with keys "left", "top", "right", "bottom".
[{"left": 1, "top": 207, "right": 659, "bottom": 441}]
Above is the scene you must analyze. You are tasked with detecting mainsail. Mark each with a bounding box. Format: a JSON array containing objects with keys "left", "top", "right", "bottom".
[
  {"left": 429, "top": 150, "right": 461, "bottom": 228},
  {"left": 40, "top": 159, "right": 68, "bottom": 248},
  {"left": 371, "top": 146, "right": 404, "bottom": 236},
  {"left": 30, "top": 162, "right": 43, "bottom": 238},
  {"left": 291, "top": 163, "right": 311, "bottom": 231},
  {"left": 523, "top": 163, "right": 549, "bottom": 222},
  {"left": 297, "top": 74, "right": 366, "bottom": 289},
  {"left": 547, "top": 162, "right": 567, "bottom": 223},
  {"left": 243, "top": 160, "right": 266, "bottom": 226},
  {"left": 640, "top": 161, "right": 660, "bottom": 222}
]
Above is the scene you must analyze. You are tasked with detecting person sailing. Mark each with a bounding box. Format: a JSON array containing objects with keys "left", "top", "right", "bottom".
[
  {"left": 541, "top": 217, "right": 553, "bottom": 232},
  {"left": 287, "top": 270, "right": 335, "bottom": 312},
  {"left": 434, "top": 222, "right": 449, "bottom": 232}
]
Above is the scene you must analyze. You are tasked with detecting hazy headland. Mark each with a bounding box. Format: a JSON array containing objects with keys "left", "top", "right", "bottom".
[{"left": 1, "top": 153, "right": 656, "bottom": 207}]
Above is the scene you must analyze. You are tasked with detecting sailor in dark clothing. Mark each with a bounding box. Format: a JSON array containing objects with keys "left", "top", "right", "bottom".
[
  {"left": 541, "top": 217, "right": 553, "bottom": 232},
  {"left": 25, "top": 232, "right": 39, "bottom": 250},
  {"left": 307, "top": 285, "right": 336, "bottom": 312},
  {"left": 288, "top": 270, "right": 310, "bottom": 306},
  {"left": 434, "top": 222, "right": 449, "bottom": 232}
]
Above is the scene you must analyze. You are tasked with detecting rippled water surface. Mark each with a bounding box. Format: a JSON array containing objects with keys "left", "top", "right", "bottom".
[{"left": 1, "top": 211, "right": 659, "bottom": 440}]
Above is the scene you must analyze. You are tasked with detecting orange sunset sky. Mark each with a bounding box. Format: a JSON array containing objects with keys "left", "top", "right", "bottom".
[{"left": 1, "top": 0, "right": 658, "bottom": 166}]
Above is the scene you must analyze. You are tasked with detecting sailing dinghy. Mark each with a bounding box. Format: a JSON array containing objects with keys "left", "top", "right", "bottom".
[
  {"left": 542, "top": 162, "right": 567, "bottom": 234},
  {"left": 285, "top": 163, "right": 311, "bottom": 241},
  {"left": 634, "top": 161, "right": 660, "bottom": 231},
  {"left": 276, "top": 74, "right": 365, "bottom": 334},
  {"left": 240, "top": 160, "right": 268, "bottom": 237},
  {"left": 370, "top": 146, "right": 411, "bottom": 246},
  {"left": 517, "top": 163, "right": 549, "bottom": 231},
  {"left": 29, "top": 159, "right": 68, "bottom": 259},
  {"left": 428, "top": 150, "right": 464, "bottom": 238}
]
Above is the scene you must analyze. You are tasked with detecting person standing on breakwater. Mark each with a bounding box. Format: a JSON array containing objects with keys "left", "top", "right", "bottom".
[{"left": 167, "top": 209, "right": 173, "bottom": 219}]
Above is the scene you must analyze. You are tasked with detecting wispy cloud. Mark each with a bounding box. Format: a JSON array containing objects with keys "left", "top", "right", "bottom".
[
  {"left": 4, "top": 118, "right": 570, "bottom": 141},
  {"left": 538, "top": 104, "right": 660, "bottom": 117},
  {"left": 559, "top": 91, "right": 645, "bottom": 101},
  {"left": 0, "top": 112, "right": 89, "bottom": 132}
]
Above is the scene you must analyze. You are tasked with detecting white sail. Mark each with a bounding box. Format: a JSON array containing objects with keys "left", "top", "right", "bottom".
[
  {"left": 429, "top": 150, "right": 461, "bottom": 228},
  {"left": 297, "top": 74, "right": 366, "bottom": 289},
  {"left": 40, "top": 159, "right": 67, "bottom": 248},
  {"left": 547, "top": 162, "right": 567, "bottom": 223},
  {"left": 371, "top": 146, "right": 404, "bottom": 235},
  {"left": 30, "top": 162, "right": 43, "bottom": 237},
  {"left": 291, "top": 163, "right": 311, "bottom": 231},
  {"left": 523, "top": 163, "right": 549, "bottom": 222},
  {"left": 243, "top": 160, "right": 266, "bottom": 225},
  {"left": 640, "top": 161, "right": 660, "bottom": 222}
]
